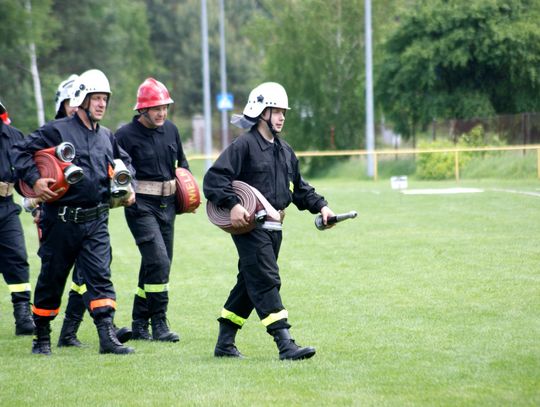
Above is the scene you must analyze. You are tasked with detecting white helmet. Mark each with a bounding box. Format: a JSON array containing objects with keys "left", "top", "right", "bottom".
[
  {"left": 55, "top": 74, "right": 79, "bottom": 115},
  {"left": 69, "top": 69, "right": 111, "bottom": 107},
  {"left": 242, "top": 82, "right": 290, "bottom": 119}
]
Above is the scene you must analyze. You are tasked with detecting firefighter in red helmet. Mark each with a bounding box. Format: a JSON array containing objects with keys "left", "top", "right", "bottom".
[{"left": 114, "top": 78, "right": 191, "bottom": 342}]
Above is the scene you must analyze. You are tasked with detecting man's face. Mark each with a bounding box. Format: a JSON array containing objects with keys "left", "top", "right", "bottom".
[
  {"left": 86, "top": 93, "right": 108, "bottom": 121},
  {"left": 262, "top": 107, "right": 286, "bottom": 133},
  {"left": 63, "top": 100, "right": 78, "bottom": 117},
  {"left": 140, "top": 105, "right": 168, "bottom": 129}
]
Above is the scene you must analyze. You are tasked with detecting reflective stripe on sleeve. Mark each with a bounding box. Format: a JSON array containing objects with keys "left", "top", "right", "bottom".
[
  {"left": 261, "top": 309, "right": 288, "bottom": 327},
  {"left": 221, "top": 308, "right": 246, "bottom": 327}
]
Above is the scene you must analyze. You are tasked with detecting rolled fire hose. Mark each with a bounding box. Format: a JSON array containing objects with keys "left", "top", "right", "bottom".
[
  {"left": 206, "top": 180, "right": 282, "bottom": 234},
  {"left": 19, "top": 143, "right": 83, "bottom": 203},
  {"left": 175, "top": 167, "right": 201, "bottom": 214}
]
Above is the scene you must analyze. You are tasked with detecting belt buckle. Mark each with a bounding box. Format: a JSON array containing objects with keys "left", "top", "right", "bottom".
[
  {"left": 58, "top": 206, "right": 67, "bottom": 222},
  {"left": 73, "top": 207, "right": 82, "bottom": 223}
]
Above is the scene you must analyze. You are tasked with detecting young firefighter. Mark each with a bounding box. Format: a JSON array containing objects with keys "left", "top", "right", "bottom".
[
  {"left": 203, "top": 82, "right": 335, "bottom": 360},
  {"left": 0, "top": 100, "right": 35, "bottom": 336},
  {"left": 12, "top": 69, "right": 135, "bottom": 355},
  {"left": 114, "top": 78, "right": 190, "bottom": 342}
]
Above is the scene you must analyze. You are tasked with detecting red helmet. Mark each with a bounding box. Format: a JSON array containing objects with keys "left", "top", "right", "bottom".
[
  {"left": 0, "top": 100, "right": 11, "bottom": 125},
  {"left": 134, "top": 77, "right": 174, "bottom": 110}
]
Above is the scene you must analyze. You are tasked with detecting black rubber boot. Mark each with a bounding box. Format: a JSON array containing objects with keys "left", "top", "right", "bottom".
[
  {"left": 114, "top": 324, "right": 132, "bottom": 344},
  {"left": 13, "top": 301, "right": 35, "bottom": 336},
  {"left": 32, "top": 322, "right": 52, "bottom": 355},
  {"left": 95, "top": 317, "right": 135, "bottom": 354},
  {"left": 271, "top": 329, "right": 316, "bottom": 361},
  {"left": 151, "top": 314, "right": 179, "bottom": 342},
  {"left": 132, "top": 319, "right": 152, "bottom": 340},
  {"left": 57, "top": 317, "right": 83, "bottom": 347},
  {"left": 214, "top": 322, "right": 244, "bottom": 358}
]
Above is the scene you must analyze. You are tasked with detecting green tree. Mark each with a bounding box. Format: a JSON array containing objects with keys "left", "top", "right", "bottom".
[
  {"left": 377, "top": 0, "right": 540, "bottom": 141},
  {"left": 249, "top": 0, "right": 365, "bottom": 156},
  {"left": 144, "top": 0, "right": 263, "bottom": 140},
  {"left": 0, "top": 0, "right": 59, "bottom": 133},
  {"left": 0, "top": 0, "right": 155, "bottom": 133},
  {"left": 46, "top": 0, "right": 156, "bottom": 129}
]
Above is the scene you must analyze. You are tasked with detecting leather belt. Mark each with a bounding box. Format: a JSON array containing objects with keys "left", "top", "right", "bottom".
[
  {"left": 136, "top": 180, "right": 176, "bottom": 196},
  {"left": 58, "top": 203, "right": 109, "bottom": 223},
  {"left": 0, "top": 182, "right": 14, "bottom": 197}
]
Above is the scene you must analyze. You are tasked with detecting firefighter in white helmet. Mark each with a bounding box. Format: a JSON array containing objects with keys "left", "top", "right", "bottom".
[
  {"left": 204, "top": 82, "right": 335, "bottom": 360},
  {"left": 54, "top": 74, "right": 79, "bottom": 119},
  {"left": 114, "top": 77, "right": 190, "bottom": 342},
  {"left": 49, "top": 74, "right": 133, "bottom": 348},
  {"left": 12, "top": 69, "right": 135, "bottom": 355}
]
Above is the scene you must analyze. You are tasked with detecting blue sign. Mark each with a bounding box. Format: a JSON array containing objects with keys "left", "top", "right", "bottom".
[{"left": 217, "top": 92, "right": 234, "bottom": 111}]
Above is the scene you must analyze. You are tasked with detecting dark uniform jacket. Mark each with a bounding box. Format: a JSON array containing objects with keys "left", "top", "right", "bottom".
[
  {"left": 114, "top": 116, "right": 189, "bottom": 181},
  {"left": 0, "top": 122, "right": 24, "bottom": 187},
  {"left": 12, "top": 114, "right": 131, "bottom": 208},
  {"left": 204, "top": 128, "right": 327, "bottom": 213}
]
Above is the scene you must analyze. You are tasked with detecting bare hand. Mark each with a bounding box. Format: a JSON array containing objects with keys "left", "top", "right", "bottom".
[
  {"left": 32, "top": 208, "right": 42, "bottom": 224},
  {"left": 319, "top": 206, "right": 336, "bottom": 228},
  {"left": 33, "top": 178, "right": 62, "bottom": 202},
  {"left": 230, "top": 203, "right": 251, "bottom": 229},
  {"left": 122, "top": 190, "right": 136, "bottom": 207}
]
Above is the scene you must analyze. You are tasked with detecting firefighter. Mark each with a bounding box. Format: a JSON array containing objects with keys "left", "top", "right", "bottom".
[
  {"left": 48, "top": 75, "right": 133, "bottom": 348},
  {"left": 54, "top": 74, "right": 79, "bottom": 119},
  {"left": 0, "top": 100, "right": 35, "bottom": 336},
  {"left": 203, "top": 82, "right": 335, "bottom": 360},
  {"left": 114, "top": 78, "right": 190, "bottom": 342},
  {"left": 12, "top": 69, "right": 135, "bottom": 355}
]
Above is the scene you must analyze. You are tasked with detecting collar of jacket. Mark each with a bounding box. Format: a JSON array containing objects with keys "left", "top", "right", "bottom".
[
  {"left": 74, "top": 112, "right": 101, "bottom": 132},
  {"left": 133, "top": 114, "right": 166, "bottom": 136},
  {"left": 251, "top": 128, "right": 282, "bottom": 152}
]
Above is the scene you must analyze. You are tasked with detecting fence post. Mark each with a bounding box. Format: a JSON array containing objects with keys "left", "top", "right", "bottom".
[
  {"left": 374, "top": 153, "right": 378, "bottom": 181},
  {"left": 454, "top": 150, "right": 460, "bottom": 181},
  {"left": 537, "top": 148, "right": 540, "bottom": 179}
]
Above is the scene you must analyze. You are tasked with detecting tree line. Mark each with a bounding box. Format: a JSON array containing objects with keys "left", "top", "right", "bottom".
[{"left": 1, "top": 0, "right": 539, "bottom": 157}]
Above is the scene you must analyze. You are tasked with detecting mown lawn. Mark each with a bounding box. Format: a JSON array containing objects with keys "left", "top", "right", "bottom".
[{"left": 1, "top": 177, "right": 539, "bottom": 406}]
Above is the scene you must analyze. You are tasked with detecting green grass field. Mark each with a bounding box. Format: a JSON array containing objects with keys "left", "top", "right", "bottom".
[{"left": 1, "top": 177, "right": 539, "bottom": 406}]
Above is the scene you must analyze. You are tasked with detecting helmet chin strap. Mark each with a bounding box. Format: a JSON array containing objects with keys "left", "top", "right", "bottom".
[
  {"left": 141, "top": 110, "right": 151, "bottom": 121},
  {"left": 139, "top": 109, "right": 159, "bottom": 129},
  {"left": 81, "top": 96, "right": 98, "bottom": 131},
  {"left": 263, "top": 108, "right": 279, "bottom": 137},
  {"left": 84, "top": 108, "right": 97, "bottom": 131}
]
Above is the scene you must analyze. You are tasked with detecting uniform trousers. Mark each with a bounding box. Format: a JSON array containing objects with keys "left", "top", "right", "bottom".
[
  {"left": 125, "top": 194, "right": 175, "bottom": 319},
  {"left": 0, "top": 197, "right": 31, "bottom": 303},
  {"left": 33, "top": 205, "right": 115, "bottom": 322},
  {"left": 223, "top": 227, "right": 291, "bottom": 332}
]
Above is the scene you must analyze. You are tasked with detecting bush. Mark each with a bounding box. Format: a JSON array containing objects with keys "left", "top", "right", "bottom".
[
  {"left": 415, "top": 140, "right": 457, "bottom": 180},
  {"left": 416, "top": 125, "right": 508, "bottom": 180}
]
